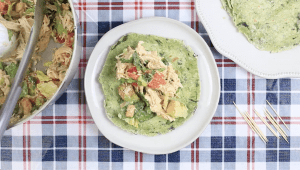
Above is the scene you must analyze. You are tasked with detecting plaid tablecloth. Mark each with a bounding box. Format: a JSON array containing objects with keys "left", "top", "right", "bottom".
[{"left": 0, "top": 0, "right": 299, "bottom": 169}]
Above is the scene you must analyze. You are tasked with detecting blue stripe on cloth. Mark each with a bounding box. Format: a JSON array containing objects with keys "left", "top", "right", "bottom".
[
  {"left": 168, "top": 151, "right": 180, "bottom": 162},
  {"left": 55, "top": 136, "right": 67, "bottom": 148},
  {"left": 155, "top": 155, "right": 166, "bottom": 162},
  {"left": 112, "top": 150, "right": 123, "bottom": 162},
  {"left": 224, "top": 136, "right": 236, "bottom": 148},
  {"left": 266, "top": 150, "right": 277, "bottom": 162},
  {"left": 42, "top": 149, "right": 54, "bottom": 161},
  {"left": 211, "top": 150, "right": 222, "bottom": 162},
  {"left": 98, "top": 150, "right": 110, "bottom": 162},
  {"left": 56, "top": 149, "right": 67, "bottom": 161},
  {"left": 42, "top": 136, "right": 54, "bottom": 148},
  {"left": 98, "top": 136, "right": 110, "bottom": 148},
  {"left": 224, "top": 150, "right": 235, "bottom": 162},
  {"left": 279, "top": 150, "right": 290, "bottom": 162},
  {"left": 211, "top": 137, "right": 222, "bottom": 148},
  {"left": 1, "top": 136, "right": 11, "bottom": 147},
  {"left": 280, "top": 79, "right": 291, "bottom": 91}
]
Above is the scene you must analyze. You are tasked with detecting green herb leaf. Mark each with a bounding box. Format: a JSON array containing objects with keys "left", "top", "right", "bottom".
[
  {"left": 7, "top": 2, "right": 16, "bottom": 19},
  {"left": 120, "top": 58, "right": 133, "bottom": 63},
  {"left": 7, "top": 29, "right": 13, "bottom": 41},
  {"left": 22, "top": 0, "right": 33, "bottom": 6},
  {"left": 0, "top": 62, "right": 3, "bottom": 70},
  {"left": 133, "top": 101, "right": 155, "bottom": 122},
  {"left": 54, "top": 2, "right": 62, "bottom": 14},
  {"left": 19, "top": 82, "right": 28, "bottom": 98},
  {"left": 120, "top": 78, "right": 136, "bottom": 84},
  {"left": 55, "top": 18, "right": 68, "bottom": 35},
  {"left": 43, "top": 61, "right": 53, "bottom": 67},
  {"left": 157, "top": 68, "right": 165, "bottom": 72},
  {"left": 132, "top": 52, "right": 142, "bottom": 71},
  {"left": 162, "top": 58, "right": 169, "bottom": 66},
  {"left": 25, "top": 7, "right": 35, "bottom": 14},
  {"left": 142, "top": 73, "right": 152, "bottom": 82},
  {"left": 5, "top": 62, "right": 18, "bottom": 80}
]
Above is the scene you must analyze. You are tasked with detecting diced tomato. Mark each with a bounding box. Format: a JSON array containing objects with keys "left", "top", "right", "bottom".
[
  {"left": 28, "top": 98, "right": 35, "bottom": 104},
  {"left": 128, "top": 72, "right": 139, "bottom": 80},
  {"left": 65, "top": 32, "right": 74, "bottom": 48},
  {"left": 132, "top": 82, "right": 138, "bottom": 87},
  {"left": 127, "top": 67, "right": 137, "bottom": 73},
  {"left": 36, "top": 79, "right": 40, "bottom": 84},
  {"left": 51, "top": 78, "right": 60, "bottom": 81},
  {"left": 147, "top": 73, "right": 166, "bottom": 89},
  {"left": 0, "top": 2, "right": 9, "bottom": 15},
  {"left": 56, "top": 34, "right": 65, "bottom": 43}
]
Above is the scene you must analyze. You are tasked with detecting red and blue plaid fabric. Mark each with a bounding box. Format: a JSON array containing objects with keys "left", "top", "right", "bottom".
[{"left": 0, "top": 0, "right": 298, "bottom": 169}]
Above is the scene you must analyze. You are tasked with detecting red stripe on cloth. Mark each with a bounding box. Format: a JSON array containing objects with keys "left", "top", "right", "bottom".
[
  {"left": 73, "top": 2, "right": 193, "bottom": 6},
  {"left": 212, "top": 116, "right": 296, "bottom": 120},
  {"left": 135, "top": 0, "right": 138, "bottom": 20},
  {"left": 34, "top": 116, "right": 93, "bottom": 119},
  {"left": 196, "top": 14, "right": 199, "bottom": 33},
  {"left": 140, "top": 152, "right": 143, "bottom": 170},
  {"left": 74, "top": 6, "right": 194, "bottom": 10},
  {"left": 191, "top": 142, "right": 194, "bottom": 170},
  {"left": 252, "top": 74, "right": 256, "bottom": 170},
  {"left": 190, "top": 0, "right": 194, "bottom": 29},
  {"left": 23, "top": 123, "right": 26, "bottom": 170},
  {"left": 217, "top": 64, "right": 238, "bottom": 67},
  {"left": 215, "top": 59, "right": 233, "bottom": 62},
  {"left": 135, "top": 151, "right": 138, "bottom": 170},
  {"left": 139, "top": 0, "right": 143, "bottom": 18},
  {"left": 196, "top": 138, "right": 199, "bottom": 170},
  {"left": 27, "top": 121, "right": 31, "bottom": 170},
  {"left": 27, "top": 121, "right": 94, "bottom": 124},
  {"left": 247, "top": 72, "right": 250, "bottom": 170},
  {"left": 211, "top": 121, "right": 299, "bottom": 125},
  {"left": 212, "top": 117, "right": 243, "bottom": 120}
]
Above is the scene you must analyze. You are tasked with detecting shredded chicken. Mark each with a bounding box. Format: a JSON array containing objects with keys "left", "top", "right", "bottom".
[
  {"left": 115, "top": 60, "right": 134, "bottom": 79},
  {"left": 0, "top": 70, "right": 10, "bottom": 97},
  {"left": 126, "top": 105, "right": 135, "bottom": 117},
  {"left": 37, "top": 16, "right": 52, "bottom": 52},
  {"left": 158, "top": 65, "right": 183, "bottom": 97},
  {"left": 144, "top": 88, "right": 175, "bottom": 121},
  {"left": 136, "top": 41, "right": 167, "bottom": 70}
]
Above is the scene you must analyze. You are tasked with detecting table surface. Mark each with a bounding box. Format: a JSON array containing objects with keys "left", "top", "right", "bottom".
[{"left": 0, "top": 0, "right": 299, "bottom": 169}]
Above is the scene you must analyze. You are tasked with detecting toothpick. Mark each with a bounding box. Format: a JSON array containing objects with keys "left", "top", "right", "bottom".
[
  {"left": 233, "top": 102, "right": 267, "bottom": 143},
  {"left": 264, "top": 110, "right": 289, "bottom": 143},
  {"left": 254, "top": 109, "right": 279, "bottom": 139},
  {"left": 266, "top": 100, "right": 289, "bottom": 130},
  {"left": 265, "top": 108, "right": 287, "bottom": 136},
  {"left": 244, "top": 112, "right": 268, "bottom": 142}
]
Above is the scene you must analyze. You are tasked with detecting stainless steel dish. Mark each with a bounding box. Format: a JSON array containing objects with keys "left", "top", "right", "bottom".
[{"left": 7, "top": 0, "right": 81, "bottom": 128}]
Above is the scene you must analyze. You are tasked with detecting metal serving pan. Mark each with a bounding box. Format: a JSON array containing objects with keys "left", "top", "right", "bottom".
[{"left": 6, "top": 0, "right": 82, "bottom": 128}]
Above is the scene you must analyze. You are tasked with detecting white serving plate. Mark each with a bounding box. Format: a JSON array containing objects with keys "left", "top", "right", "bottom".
[
  {"left": 85, "top": 17, "right": 220, "bottom": 154},
  {"left": 196, "top": 0, "right": 300, "bottom": 79}
]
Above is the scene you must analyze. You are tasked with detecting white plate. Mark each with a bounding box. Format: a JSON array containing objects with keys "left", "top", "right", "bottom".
[
  {"left": 85, "top": 17, "right": 220, "bottom": 154},
  {"left": 196, "top": 0, "right": 300, "bottom": 79}
]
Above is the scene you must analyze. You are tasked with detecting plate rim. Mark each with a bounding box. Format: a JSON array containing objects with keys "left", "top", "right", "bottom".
[
  {"left": 84, "top": 16, "right": 220, "bottom": 154},
  {"left": 195, "top": 0, "right": 300, "bottom": 79}
]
